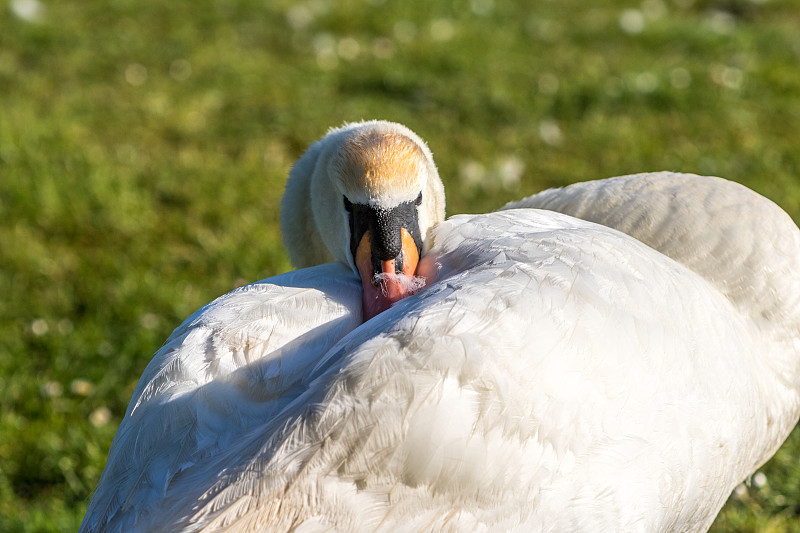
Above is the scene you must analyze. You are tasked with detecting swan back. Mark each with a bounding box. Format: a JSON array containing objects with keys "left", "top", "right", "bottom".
[
  {"left": 505, "top": 172, "right": 800, "bottom": 351},
  {"left": 505, "top": 172, "right": 800, "bottom": 466}
]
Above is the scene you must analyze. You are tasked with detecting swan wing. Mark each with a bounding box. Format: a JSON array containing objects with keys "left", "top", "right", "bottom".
[{"left": 79, "top": 262, "right": 362, "bottom": 533}]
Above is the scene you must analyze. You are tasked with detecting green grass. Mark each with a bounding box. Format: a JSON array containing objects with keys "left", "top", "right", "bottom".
[{"left": 2, "top": 0, "right": 800, "bottom": 530}]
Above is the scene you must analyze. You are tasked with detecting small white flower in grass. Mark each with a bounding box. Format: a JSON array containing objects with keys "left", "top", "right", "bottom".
[
  {"left": 430, "top": 19, "right": 455, "bottom": 42},
  {"left": 619, "top": 9, "right": 645, "bottom": 34},
  {"left": 316, "top": 53, "right": 338, "bottom": 70},
  {"left": 393, "top": 21, "right": 417, "bottom": 43},
  {"left": 460, "top": 157, "right": 524, "bottom": 190},
  {"left": 372, "top": 38, "right": 395, "bottom": 59},
  {"left": 41, "top": 381, "right": 63, "bottom": 398},
  {"left": 527, "top": 19, "right": 563, "bottom": 42},
  {"left": 140, "top": 313, "right": 159, "bottom": 330},
  {"left": 641, "top": 0, "right": 667, "bottom": 20},
  {"left": 708, "top": 10, "right": 735, "bottom": 35},
  {"left": 98, "top": 341, "right": 113, "bottom": 357},
  {"left": 670, "top": 68, "right": 692, "bottom": 89},
  {"left": 286, "top": 5, "right": 313, "bottom": 30},
  {"left": 312, "top": 33, "right": 336, "bottom": 55},
  {"left": 752, "top": 472, "right": 767, "bottom": 488},
  {"left": 497, "top": 156, "right": 524, "bottom": 190},
  {"left": 90, "top": 407, "right": 112, "bottom": 428},
  {"left": 460, "top": 160, "right": 486, "bottom": 188},
  {"left": 58, "top": 457, "right": 74, "bottom": 471},
  {"left": 11, "top": 0, "right": 44, "bottom": 23},
  {"left": 71, "top": 379, "right": 93, "bottom": 396},
  {"left": 337, "top": 38, "right": 360, "bottom": 61},
  {"left": 312, "top": 34, "right": 338, "bottom": 70},
  {"left": 169, "top": 59, "right": 192, "bottom": 81},
  {"left": 31, "top": 319, "right": 48, "bottom": 336},
  {"left": 539, "top": 119, "right": 563, "bottom": 147},
  {"left": 734, "top": 483, "right": 747, "bottom": 497},
  {"left": 470, "top": 0, "right": 494, "bottom": 16},
  {"left": 57, "top": 318, "right": 73, "bottom": 335},
  {"left": 633, "top": 72, "right": 659, "bottom": 94},
  {"left": 711, "top": 65, "right": 743, "bottom": 91},
  {"left": 125, "top": 64, "right": 148, "bottom": 86},
  {"left": 306, "top": 0, "right": 330, "bottom": 15}
]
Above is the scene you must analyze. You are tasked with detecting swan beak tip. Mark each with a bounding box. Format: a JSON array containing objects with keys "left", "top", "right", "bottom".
[{"left": 357, "top": 229, "right": 424, "bottom": 321}]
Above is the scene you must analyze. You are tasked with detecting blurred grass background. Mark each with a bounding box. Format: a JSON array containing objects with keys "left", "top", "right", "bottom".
[{"left": 2, "top": 0, "right": 800, "bottom": 530}]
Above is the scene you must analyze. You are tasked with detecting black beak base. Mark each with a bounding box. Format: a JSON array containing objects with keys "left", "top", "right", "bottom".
[{"left": 347, "top": 198, "right": 423, "bottom": 278}]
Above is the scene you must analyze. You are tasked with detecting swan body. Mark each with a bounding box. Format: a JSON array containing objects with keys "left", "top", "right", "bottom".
[{"left": 80, "top": 121, "right": 800, "bottom": 532}]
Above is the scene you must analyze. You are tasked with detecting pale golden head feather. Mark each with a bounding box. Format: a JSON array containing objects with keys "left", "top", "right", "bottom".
[
  {"left": 331, "top": 128, "right": 426, "bottom": 207},
  {"left": 281, "top": 120, "right": 445, "bottom": 270}
]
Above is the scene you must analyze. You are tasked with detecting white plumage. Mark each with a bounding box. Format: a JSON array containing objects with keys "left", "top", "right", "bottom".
[{"left": 80, "top": 121, "right": 800, "bottom": 532}]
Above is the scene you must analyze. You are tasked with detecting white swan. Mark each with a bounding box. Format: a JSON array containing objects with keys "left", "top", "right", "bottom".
[{"left": 79, "top": 120, "right": 800, "bottom": 532}]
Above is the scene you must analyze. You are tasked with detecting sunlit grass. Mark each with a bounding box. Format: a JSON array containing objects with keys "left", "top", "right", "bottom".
[{"left": 2, "top": 0, "right": 800, "bottom": 530}]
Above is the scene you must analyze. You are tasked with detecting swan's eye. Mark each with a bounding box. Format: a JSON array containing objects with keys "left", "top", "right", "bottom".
[
  {"left": 344, "top": 197, "right": 353, "bottom": 212},
  {"left": 414, "top": 192, "right": 423, "bottom": 206}
]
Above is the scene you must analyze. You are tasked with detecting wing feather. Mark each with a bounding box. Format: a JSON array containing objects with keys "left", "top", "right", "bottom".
[{"left": 79, "top": 263, "right": 361, "bottom": 533}]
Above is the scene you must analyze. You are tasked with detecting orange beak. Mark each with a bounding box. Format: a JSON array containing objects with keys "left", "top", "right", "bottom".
[{"left": 356, "top": 228, "right": 422, "bottom": 321}]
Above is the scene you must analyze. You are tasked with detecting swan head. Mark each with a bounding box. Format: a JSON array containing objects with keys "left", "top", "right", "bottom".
[{"left": 281, "top": 120, "right": 445, "bottom": 321}]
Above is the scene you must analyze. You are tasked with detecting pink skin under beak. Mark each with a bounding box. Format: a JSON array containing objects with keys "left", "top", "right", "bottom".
[{"left": 356, "top": 229, "right": 423, "bottom": 321}]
